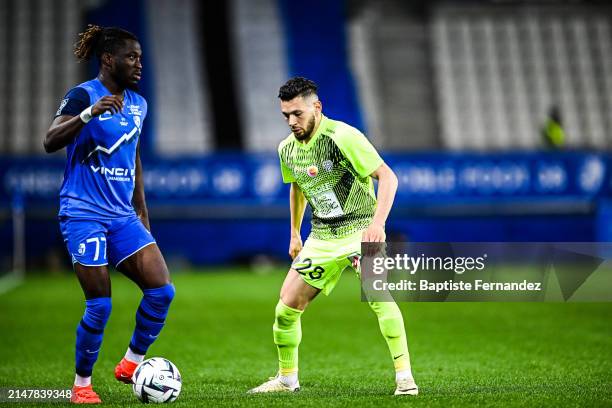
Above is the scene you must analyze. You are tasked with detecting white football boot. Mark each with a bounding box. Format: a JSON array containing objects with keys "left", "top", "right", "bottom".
[
  {"left": 394, "top": 377, "right": 419, "bottom": 396},
  {"left": 247, "top": 374, "right": 300, "bottom": 394}
]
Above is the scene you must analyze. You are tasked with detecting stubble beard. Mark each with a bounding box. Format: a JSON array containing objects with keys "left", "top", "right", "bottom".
[
  {"left": 112, "top": 68, "right": 139, "bottom": 92},
  {"left": 294, "top": 114, "right": 316, "bottom": 141}
]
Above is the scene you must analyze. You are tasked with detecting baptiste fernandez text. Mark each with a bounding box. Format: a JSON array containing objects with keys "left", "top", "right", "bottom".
[{"left": 372, "top": 279, "right": 542, "bottom": 293}]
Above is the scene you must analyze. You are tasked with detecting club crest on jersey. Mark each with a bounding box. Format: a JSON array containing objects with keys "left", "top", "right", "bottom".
[
  {"left": 322, "top": 160, "right": 333, "bottom": 172},
  {"left": 78, "top": 243, "right": 86, "bottom": 255},
  {"left": 307, "top": 165, "right": 318, "bottom": 177},
  {"left": 134, "top": 116, "right": 141, "bottom": 128}
]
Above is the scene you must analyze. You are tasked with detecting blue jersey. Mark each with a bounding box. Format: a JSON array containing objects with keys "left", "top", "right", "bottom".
[{"left": 55, "top": 78, "right": 147, "bottom": 218}]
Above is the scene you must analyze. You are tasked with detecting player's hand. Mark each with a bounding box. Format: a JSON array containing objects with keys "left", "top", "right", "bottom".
[
  {"left": 362, "top": 223, "right": 386, "bottom": 243},
  {"left": 91, "top": 95, "right": 124, "bottom": 116},
  {"left": 289, "top": 233, "right": 303, "bottom": 259}
]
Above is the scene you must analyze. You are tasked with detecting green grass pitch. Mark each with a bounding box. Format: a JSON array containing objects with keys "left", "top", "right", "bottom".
[{"left": 0, "top": 269, "right": 610, "bottom": 407}]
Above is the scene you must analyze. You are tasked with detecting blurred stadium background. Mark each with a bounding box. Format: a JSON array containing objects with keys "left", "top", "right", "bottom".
[
  {"left": 2, "top": 0, "right": 612, "bottom": 279},
  {"left": 1, "top": 1, "right": 612, "bottom": 406}
]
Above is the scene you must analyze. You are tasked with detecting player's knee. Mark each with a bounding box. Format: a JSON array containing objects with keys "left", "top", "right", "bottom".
[
  {"left": 157, "top": 283, "right": 176, "bottom": 305},
  {"left": 143, "top": 283, "right": 175, "bottom": 315},
  {"left": 368, "top": 301, "right": 382, "bottom": 314},
  {"left": 274, "top": 299, "right": 302, "bottom": 327},
  {"left": 273, "top": 300, "right": 302, "bottom": 346},
  {"left": 83, "top": 297, "right": 112, "bottom": 329},
  {"left": 369, "top": 301, "right": 404, "bottom": 338},
  {"left": 368, "top": 301, "right": 401, "bottom": 317},
  {"left": 379, "top": 318, "right": 403, "bottom": 339}
]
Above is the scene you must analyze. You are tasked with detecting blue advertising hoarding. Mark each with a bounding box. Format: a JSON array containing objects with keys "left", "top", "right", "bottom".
[
  {"left": 2, "top": 151, "right": 610, "bottom": 207},
  {"left": 0, "top": 151, "right": 610, "bottom": 265}
]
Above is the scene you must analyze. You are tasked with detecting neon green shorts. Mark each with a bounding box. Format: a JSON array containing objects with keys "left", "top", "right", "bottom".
[{"left": 291, "top": 230, "right": 363, "bottom": 295}]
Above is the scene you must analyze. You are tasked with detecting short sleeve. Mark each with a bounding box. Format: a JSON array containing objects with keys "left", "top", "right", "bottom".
[
  {"left": 279, "top": 153, "right": 296, "bottom": 183},
  {"left": 54, "top": 87, "right": 90, "bottom": 118},
  {"left": 140, "top": 98, "right": 148, "bottom": 129},
  {"left": 141, "top": 99, "right": 148, "bottom": 121},
  {"left": 334, "top": 125, "right": 383, "bottom": 178}
]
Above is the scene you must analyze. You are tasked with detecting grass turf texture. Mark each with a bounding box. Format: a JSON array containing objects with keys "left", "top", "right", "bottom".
[{"left": 0, "top": 269, "right": 610, "bottom": 407}]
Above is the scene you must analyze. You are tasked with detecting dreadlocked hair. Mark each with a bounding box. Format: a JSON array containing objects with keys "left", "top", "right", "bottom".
[{"left": 74, "top": 24, "right": 138, "bottom": 63}]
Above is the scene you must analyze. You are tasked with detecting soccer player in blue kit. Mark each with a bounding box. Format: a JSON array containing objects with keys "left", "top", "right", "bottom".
[{"left": 44, "top": 25, "right": 174, "bottom": 404}]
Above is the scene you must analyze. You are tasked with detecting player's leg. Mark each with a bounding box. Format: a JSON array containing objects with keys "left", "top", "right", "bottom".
[
  {"left": 72, "top": 264, "right": 112, "bottom": 403},
  {"left": 117, "top": 243, "right": 173, "bottom": 366},
  {"left": 276, "top": 269, "right": 320, "bottom": 379},
  {"left": 280, "top": 267, "right": 321, "bottom": 309},
  {"left": 73, "top": 264, "right": 112, "bottom": 382},
  {"left": 368, "top": 301, "right": 418, "bottom": 395},
  {"left": 248, "top": 269, "right": 320, "bottom": 393},
  {"left": 60, "top": 218, "right": 111, "bottom": 403},
  {"left": 108, "top": 215, "right": 174, "bottom": 383},
  {"left": 356, "top": 240, "right": 418, "bottom": 395},
  {"left": 113, "top": 244, "right": 173, "bottom": 382}
]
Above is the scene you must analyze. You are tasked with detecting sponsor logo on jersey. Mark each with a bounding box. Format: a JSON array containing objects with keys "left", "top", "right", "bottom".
[
  {"left": 120, "top": 117, "right": 128, "bottom": 126},
  {"left": 311, "top": 190, "right": 344, "bottom": 218},
  {"left": 307, "top": 165, "right": 319, "bottom": 177},
  {"left": 98, "top": 111, "right": 113, "bottom": 121},
  {"left": 89, "top": 165, "right": 135, "bottom": 182},
  {"left": 78, "top": 243, "right": 86, "bottom": 255},
  {"left": 128, "top": 104, "right": 143, "bottom": 116}
]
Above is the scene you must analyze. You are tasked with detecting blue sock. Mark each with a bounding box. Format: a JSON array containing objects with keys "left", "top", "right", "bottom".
[
  {"left": 129, "top": 284, "right": 175, "bottom": 355},
  {"left": 75, "top": 297, "right": 112, "bottom": 377}
]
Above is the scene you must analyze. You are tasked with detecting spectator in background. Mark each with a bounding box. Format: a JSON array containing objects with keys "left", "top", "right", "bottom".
[{"left": 541, "top": 105, "right": 566, "bottom": 149}]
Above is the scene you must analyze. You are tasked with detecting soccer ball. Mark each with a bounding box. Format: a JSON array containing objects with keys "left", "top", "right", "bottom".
[{"left": 132, "top": 357, "right": 182, "bottom": 403}]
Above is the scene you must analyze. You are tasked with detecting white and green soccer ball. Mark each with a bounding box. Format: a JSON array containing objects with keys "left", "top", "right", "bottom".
[{"left": 132, "top": 357, "right": 182, "bottom": 403}]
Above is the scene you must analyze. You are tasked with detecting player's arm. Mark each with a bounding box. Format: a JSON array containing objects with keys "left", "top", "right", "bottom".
[
  {"left": 44, "top": 115, "right": 87, "bottom": 153},
  {"left": 44, "top": 95, "right": 124, "bottom": 153},
  {"left": 132, "top": 141, "right": 151, "bottom": 231},
  {"left": 331, "top": 124, "right": 393, "bottom": 242},
  {"left": 362, "top": 162, "right": 398, "bottom": 243},
  {"left": 289, "top": 182, "right": 307, "bottom": 259}
]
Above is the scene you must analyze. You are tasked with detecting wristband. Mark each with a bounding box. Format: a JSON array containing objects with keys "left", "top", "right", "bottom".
[{"left": 79, "top": 106, "right": 93, "bottom": 123}]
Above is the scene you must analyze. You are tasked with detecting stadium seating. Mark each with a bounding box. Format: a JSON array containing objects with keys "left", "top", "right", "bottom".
[
  {"left": 432, "top": 4, "right": 612, "bottom": 149},
  {"left": 231, "top": 0, "right": 289, "bottom": 152},
  {"left": 0, "top": 0, "right": 81, "bottom": 155},
  {"left": 145, "top": 0, "right": 213, "bottom": 155}
]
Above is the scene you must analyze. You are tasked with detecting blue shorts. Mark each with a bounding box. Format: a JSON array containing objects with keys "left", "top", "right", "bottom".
[{"left": 60, "top": 214, "right": 156, "bottom": 267}]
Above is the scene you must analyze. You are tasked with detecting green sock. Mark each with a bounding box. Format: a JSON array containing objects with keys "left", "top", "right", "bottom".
[
  {"left": 369, "top": 301, "right": 412, "bottom": 373},
  {"left": 273, "top": 300, "right": 303, "bottom": 375}
]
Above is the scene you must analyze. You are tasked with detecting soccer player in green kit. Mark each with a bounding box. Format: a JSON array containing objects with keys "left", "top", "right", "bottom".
[{"left": 248, "top": 77, "right": 418, "bottom": 396}]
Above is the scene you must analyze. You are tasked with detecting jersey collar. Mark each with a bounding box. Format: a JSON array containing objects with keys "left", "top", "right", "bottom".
[
  {"left": 294, "top": 115, "right": 327, "bottom": 150},
  {"left": 95, "top": 78, "right": 127, "bottom": 101}
]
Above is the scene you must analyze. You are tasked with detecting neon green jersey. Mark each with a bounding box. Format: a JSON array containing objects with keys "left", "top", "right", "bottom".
[{"left": 278, "top": 115, "right": 383, "bottom": 240}]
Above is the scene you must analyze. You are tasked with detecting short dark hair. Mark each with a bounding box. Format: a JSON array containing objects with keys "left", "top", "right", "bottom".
[
  {"left": 278, "top": 77, "right": 318, "bottom": 101},
  {"left": 74, "top": 24, "right": 138, "bottom": 63}
]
